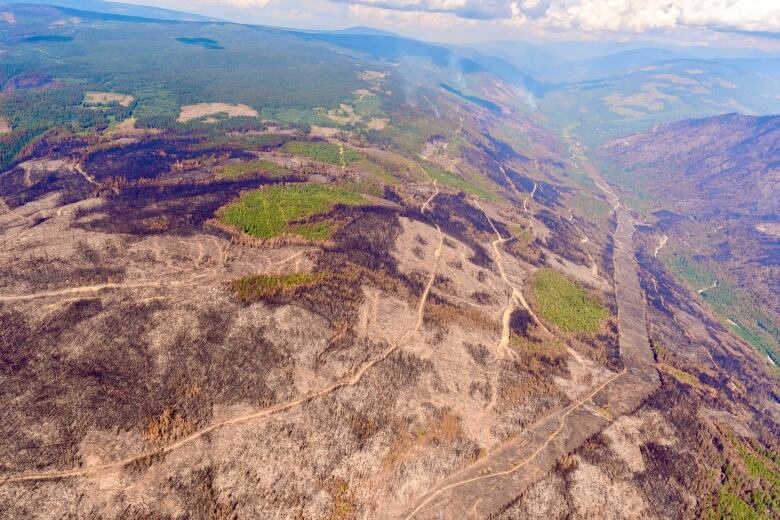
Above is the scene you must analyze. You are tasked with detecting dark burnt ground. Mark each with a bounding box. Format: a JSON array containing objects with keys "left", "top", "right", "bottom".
[
  {"left": 503, "top": 169, "right": 564, "bottom": 208},
  {"left": 0, "top": 238, "right": 128, "bottom": 293},
  {"left": 505, "top": 168, "right": 535, "bottom": 193},
  {"left": 636, "top": 244, "right": 780, "bottom": 411},
  {"left": 535, "top": 208, "right": 590, "bottom": 266},
  {"left": 423, "top": 192, "right": 504, "bottom": 269},
  {"left": 651, "top": 209, "right": 688, "bottom": 231},
  {"left": 483, "top": 133, "right": 531, "bottom": 164},
  {"left": 76, "top": 176, "right": 291, "bottom": 236},
  {"left": 460, "top": 145, "right": 513, "bottom": 192},
  {"left": 26, "top": 132, "right": 94, "bottom": 160},
  {"left": 228, "top": 204, "right": 414, "bottom": 367},
  {"left": 0, "top": 164, "right": 92, "bottom": 209},
  {"left": 509, "top": 307, "right": 533, "bottom": 337},
  {"left": 528, "top": 369, "right": 780, "bottom": 520},
  {"left": 636, "top": 245, "right": 720, "bottom": 329},
  {"left": 0, "top": 188, "right": 414, "bottom": 478},
  {"left": 0, "top": 294, "right": 299, "bottom": 474},
  {"left": 599, "top": 213, "right": 617, "bottom": 283},
  {"left": 82, "top": 138, "right": 255, "bottom": 182}
]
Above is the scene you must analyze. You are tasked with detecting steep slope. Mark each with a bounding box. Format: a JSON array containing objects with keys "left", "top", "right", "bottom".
[
  {"left": 601, "top": 113, "right": 780, "bottom": 362},
  {"left": 604, "top": 113, "right": 779, "bottom": 216}
]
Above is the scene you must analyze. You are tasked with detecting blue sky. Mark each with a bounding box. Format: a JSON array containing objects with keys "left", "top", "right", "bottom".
[{"left": 118, "top": 0, "right": 780, "bottom": 49}]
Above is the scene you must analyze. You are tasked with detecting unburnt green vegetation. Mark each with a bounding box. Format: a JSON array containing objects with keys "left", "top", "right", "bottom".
[
  {"left": 0, "top": 85, "right": 133, "bottom": 168},
  {"left": 531, "top": 269, "right": 609, "bottom": 333},
  {"left": 0, "top": 3, "right": 368, "bottom": 163},
  {"left": 217, "top": 159, "right": 290, "bottom": 179},
  {"left": 707, "top": 432, "right": 780, "bottom": 519},
  {"left": 666, "top": 253, "right": 780, "bottom": 364},
  {"left": 282, "top": 141, "right": 361, "bottom": 166},
  {"left": 508, "top": 224, "right": 533, "bottom": 246},
  {"left": 220, "top": 183, "right": 367, "bottom": 240},
  {"left": 422, "top": 162, "right": 497, "bottom": 201},
  {"left": 353, "top": 94, "right": 383, "bottom": 118}
]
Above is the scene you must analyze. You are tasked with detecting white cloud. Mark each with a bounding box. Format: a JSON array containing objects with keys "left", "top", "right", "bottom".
[
  {"left": 348, "top": 3, "right": 477, "bottom": 28},
  {"left": 542, "top": 0, "right": 780, "bottom": 33},
  {"left": 213, "top": 0, "right": 273, "bottom": 6},
  {"left": 340, "top": 0, "right": 780, "bottom": 33},
  {"left": 122, "top": 0, "right": 780, "bottom": 43}
]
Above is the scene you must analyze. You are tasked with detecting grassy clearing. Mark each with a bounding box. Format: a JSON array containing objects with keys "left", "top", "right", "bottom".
[
  {"left": 199, "top": 133, "right": 293, "bottom": 151},
  {"left": 84, "top": 91, "right": 134, "bottom": 107},
  {"left": 362, "top": 149, "right": 424, "bottom": 182},
  {"left": 660, "top": 364, "right": 700, "bottom": 387},
  {"left": 217, "top": 159, "right": 289, "bottom": 179},
  {"left": 355, "top": 158, "right": 398, "bottom": 185},
  {"left": 231, "top": 272, "right": 323, "bottom": 301},
  {"left": 282, "top": 140, "right": 361, "bottom": 166},
  {"left": 220, "top": 183, "right": 366, "bottom": 240},
  {"left": 509, "top": 224, "right": 533, "bottom": 246},
  {"left": 422, "top": 162, "right": 497, "bottom": 201},
  {"left": 572, "top": 195, "right": 612, "bottom": 221},
  {"left": 530, "top": 269, "right": 609, "bottom": 333},
  {"left": 335, "top": 178, "right": 383, "bottom": 197},
  {"left": 177, "top": 102, "right": 258, "bottom": 123},
  {"left": 510, "top": 333, "right": 568, "bottom": 359}
]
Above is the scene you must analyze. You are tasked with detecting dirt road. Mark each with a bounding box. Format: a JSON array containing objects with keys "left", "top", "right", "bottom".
[
  {"left": 654, "top": 234, "right": 668, "bottom": 258},
  {"left": 0, "top": 172, "right": 446, "bottom": 487},
  {"left": 399, "top": 142, "right": 659, "bottom": 520}
]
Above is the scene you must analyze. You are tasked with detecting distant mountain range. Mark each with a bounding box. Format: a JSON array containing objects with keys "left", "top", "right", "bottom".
[{"left": 5, "top": 0, "right": 216, "bottom": 21}]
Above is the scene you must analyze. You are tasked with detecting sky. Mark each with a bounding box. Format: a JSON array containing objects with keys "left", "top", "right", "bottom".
[{"left": 118, "top": 0, "right": 780, "bottom": 48}]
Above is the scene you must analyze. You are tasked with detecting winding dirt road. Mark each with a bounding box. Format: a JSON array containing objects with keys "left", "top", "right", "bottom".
[
  {"left": 472, "top": 198, "right": 551, "bottom": 358},
  {"left": 398, "top": 141, "right": 659, "bottom": 520},
  {"left": 698, "top": 280, "right": 718, "bottom": 295},
  {"left": 74, "top": 163, "right": 99, "bottom": 186},
  {"left": 654, "top": 234, "right": 668, "bottom": 258}
]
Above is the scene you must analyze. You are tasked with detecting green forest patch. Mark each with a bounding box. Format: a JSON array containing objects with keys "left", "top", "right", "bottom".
[
  {"left": 531, "top": 269, "right": 609, "bottom": 333},
  {"left": 220, "top": 183, "right": 367, "bottom": 240},
  {"left": 217, "top": 159, "right": 290, "bottom": 179},
  {"left": 282, "top": 141, "right": 361, "bottom": 166}
]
